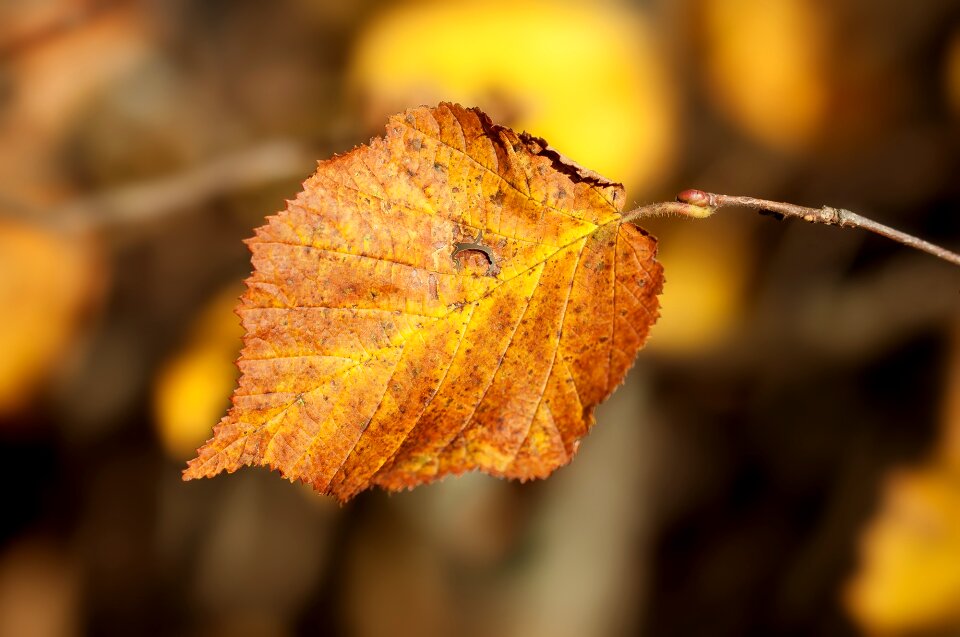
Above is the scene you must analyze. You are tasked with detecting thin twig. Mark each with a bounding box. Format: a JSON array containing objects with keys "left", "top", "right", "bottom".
[
  {"left": 623, "top": 189, "right": 960, "bottom": 267},
  {"left": 0, "top": 140, "right": 313, "bottom": 233},
  {"left": 73, "top": 140, "right": 312, "bottom": 228}
]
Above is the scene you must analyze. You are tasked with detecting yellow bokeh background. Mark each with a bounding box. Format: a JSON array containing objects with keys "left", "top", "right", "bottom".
[
  {"left": 0, "top": 0, "right": 957, "bottom": 634},
  {"left": 348, "top": 0, "right": 677, "bottom": 198},
  {"left": 153, "top": 285, "right": 243, "bottom": 460}
]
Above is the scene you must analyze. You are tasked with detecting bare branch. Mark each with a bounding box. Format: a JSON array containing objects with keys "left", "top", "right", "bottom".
[
  {"left": 55, "top": 140, "right": 314, "bottom": 231},
  {"left": 624, "top": 189, "right": 960, "bottom": 267}
]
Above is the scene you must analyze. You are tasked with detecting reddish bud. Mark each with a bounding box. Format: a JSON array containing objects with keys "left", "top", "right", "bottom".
[{"left": 676, "top": 189, "right": 713, "bottom": 207}]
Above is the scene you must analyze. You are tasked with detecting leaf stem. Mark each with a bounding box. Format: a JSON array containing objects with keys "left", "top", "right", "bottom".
[{"left": 623, "top": 189, "right": 960, "bottom": 267}]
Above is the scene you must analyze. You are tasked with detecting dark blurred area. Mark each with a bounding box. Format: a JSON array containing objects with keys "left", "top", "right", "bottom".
[{"left": 1, "top": 0, "right": 959, "bottom": 635}]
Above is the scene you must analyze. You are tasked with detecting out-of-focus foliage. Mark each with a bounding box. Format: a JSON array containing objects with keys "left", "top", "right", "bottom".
[
  {"left": 0, "top": 3, "right": 151, "bottom": 204},
  {"left": 0, "top": 220, "right": 100, "bottom": 415},
  {"left": 348, "top": 0, "right": 677, "bottom": 197},
  {"left": 646, "top": 217, "right": 752, "bottom": 353},
  {"left": 697, "top": 0, "right": 829, "bottom": 151},
  {"left": 846, "top": 468, "right": 960, "bottom": 635},
  {"left": 0, "top": 539, "right": 78, "bottom": 637},
  {"left": 845, "top": 323, "right": 960, "bottom": 636},
  {"left": 153, "top": 284, "right": 242, "bottom": 460},
  {"left": 946, "top": 28, "right": 960, "bottom": 120}
]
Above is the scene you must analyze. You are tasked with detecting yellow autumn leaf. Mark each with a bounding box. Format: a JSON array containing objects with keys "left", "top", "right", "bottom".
[{"left": 183, "top": 104, "right": 664, "bottom": 501}]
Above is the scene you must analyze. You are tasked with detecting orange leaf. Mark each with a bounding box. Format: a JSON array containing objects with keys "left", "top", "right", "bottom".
[{"left": 183, "top": 103, "right": 663, "bottom": 501}]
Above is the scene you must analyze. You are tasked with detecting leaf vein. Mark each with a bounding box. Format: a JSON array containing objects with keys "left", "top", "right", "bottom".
[
  {"left": 507, "top": 237, "right": 587, "bottom": 468},
  {"left": 401, "top": 115, "right": 593, "bottom": 227}
]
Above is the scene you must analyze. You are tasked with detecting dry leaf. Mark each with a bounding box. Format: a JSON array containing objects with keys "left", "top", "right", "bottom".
[{"left": 184, "top": 103, "right": 663, "bottom": 501}]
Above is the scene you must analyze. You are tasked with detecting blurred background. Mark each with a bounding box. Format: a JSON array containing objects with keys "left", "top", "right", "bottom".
[{"left": 1, "top": 0, "right": 959, "bottom": 635}]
